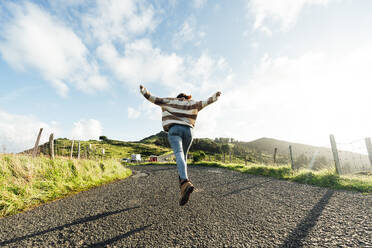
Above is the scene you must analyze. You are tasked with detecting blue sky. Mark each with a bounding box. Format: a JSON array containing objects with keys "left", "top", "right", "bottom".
[{"left": 1, "top": 0, "right": 372, "bottom": 153}]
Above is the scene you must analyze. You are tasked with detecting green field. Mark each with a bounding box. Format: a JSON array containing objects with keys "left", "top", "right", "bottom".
[
  {"left": 36, "top": 138, "right": 172, "bottom": 161},
  {"left": 0, "top": 154, "right": 132, "bottom": 218}
]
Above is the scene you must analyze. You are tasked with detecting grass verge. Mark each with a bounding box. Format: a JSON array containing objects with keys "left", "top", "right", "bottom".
[
  {"left": 133, "top": 161, "right": 372, "bottom": 193},
  {"left": 0, "top": 154, "right": 132, "bottom": 218}
]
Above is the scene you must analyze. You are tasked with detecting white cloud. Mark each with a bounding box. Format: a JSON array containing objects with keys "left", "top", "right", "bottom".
[
  {"left": 97, "top": 39, "right": 187, "bottom": 89},
  {"left": 97, "top": 39, "right": 234, "bottom": 97},
  {"left": 82, "top": 0, "right": 157, "bottom": 44},
  {"left": 188, "top": 53, "right": 234, "bottom": 94},
  {"left": 0, "top": 110, "right": 104, "bottom": 152},
  {"left": 173, "top": 20, "right": 195, "bottom": 48},
  {"left": 0, "top": 2, "right": 108, "bottom": 96},
  {"left": 0, "top": 110, "right": 59, "bottom": 153},
  {"left": 248, "top": 0, "right": 334, "bottom": 33},
  {"left": 197, "top": 44, "right": 372, "bottom": 146},
  {"left": 71, "top": 119, "right": 103, "bottom": 140},
  {"left": 168, "top": 0, "right": 177, "bottom": 8},
  {"left": 128, "top": 107, "right": 141, "bottom": 119},
  {"left": 251, "top": 42, "right": 259, "bottom": 49},
  {"left": 48, "top": 0, "right": 87, "bottom": 8},
  {"left": 193, "top": 0, "right": 207, "bottom": 9},
  {"left": 172, "top": 17, "right": 206, "bottom": 49},
  {"left": 259, "top": 26, "right": 273, "bottom": 36}
]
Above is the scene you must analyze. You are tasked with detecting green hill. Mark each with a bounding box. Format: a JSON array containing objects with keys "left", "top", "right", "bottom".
[
  {"left": 26, "top": 136, "right": 171, "bottom": 160},
  {"left": 140, "top": 131, "right": 169, "bottom": 147},
  {"left": 243, "top": 137, "right": 332, "bottom": 159}
]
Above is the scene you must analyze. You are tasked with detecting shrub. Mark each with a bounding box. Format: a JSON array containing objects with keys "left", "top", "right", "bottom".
[{"left": 192, "top": 151, "right": 206, "bottom": 162}]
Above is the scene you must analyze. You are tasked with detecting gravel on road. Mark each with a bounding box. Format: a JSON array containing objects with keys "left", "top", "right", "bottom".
[{"left": 0, "top": 164, "right": 371, "bottom": 247}]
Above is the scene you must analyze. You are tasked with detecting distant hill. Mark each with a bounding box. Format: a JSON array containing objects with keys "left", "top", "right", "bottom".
[
  {"left": 141, "top": 132, "right": 333, "bottom": 159},
  {"left": 140, "top": 131, "right": 169, "bottom": 146},
  {"left": 23, "top": 132, "right": 370, "bottom": 173},
  {"left": 140, "top": 131, "right": 167, "bottom": 143},
  {"left": 240, "top": 137, "right": 370, "bottom": 172},
  {"left": 243, "top": 137, "right": 333, "bottom": 160},
  {"left": 140, "top": 131, "right": 333, "bottom": 159}
]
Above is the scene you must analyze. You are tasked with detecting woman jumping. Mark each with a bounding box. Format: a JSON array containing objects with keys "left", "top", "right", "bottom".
[{"left": 140, "top": 85, "right": 221, "bottom": 206}]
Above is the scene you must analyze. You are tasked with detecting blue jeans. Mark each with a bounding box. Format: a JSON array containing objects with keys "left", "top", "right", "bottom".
[{"left": 167, "top": 124, "right": 193, "bottom": 180}]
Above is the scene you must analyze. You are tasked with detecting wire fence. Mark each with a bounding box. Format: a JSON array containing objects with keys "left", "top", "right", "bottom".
[
  {"left": 294, "top": 144, "right": 333, "bottom": 171},
  {"left": 1, "top": 129, "right": 372, "bottom": 174},
  {"left": 21, "top": 141, "right": 114, "bottom": 161},
  {"left": 336, "top": 138, "right": 371, "bottom": 174}
]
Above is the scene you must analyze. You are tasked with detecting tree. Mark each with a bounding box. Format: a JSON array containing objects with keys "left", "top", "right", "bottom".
[
  {"left": 232, "top": 143, "right": 246, "bottom": 156},
  {"left": 221, "top": 144, "right": 230, "bottom": 154},
  {"left": 190, "top": 138, "right": 221, "bottom": 153},
  {"left": 214, "top": 138, "right": 230, "bottom": 144}
]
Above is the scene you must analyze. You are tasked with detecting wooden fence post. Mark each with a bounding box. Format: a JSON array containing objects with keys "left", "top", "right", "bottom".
[
  {"left": 289, "top": 145, "right": 295, "bottom": 170},
  {"left": 85, "top": 144, "right": 88, "bottom": 159},
  {"left": 42, "top": 143, "right": 46, "bottom": 155},
  {"left": 259, "top": 152, "right": 263, "bottom": 163},
  {"left": 70, "top": 140, "right": 75, "bottom": 159},
  {"left": 330, "top": 134, "right": 341, "bottom": 174},
  {"left": 273, "top": 148, "right": 277, "bottom": 164},
  {"left": 229, "top": 150, "right": 232, "bottom": 163},
  {"left": 223, "top": 153, "right": 225, "bottom": 163},
  {"left": 54, "top": 139, "right": 57, "bottom": 157},
  {"left": 78, "top": 141, "right": 81, "bottom": 160},
  {"left": 32, "top": 128, "right": 43, "bottom": 157},
  {"left": 365, "top": 137, "right": 372, "bottom": 168},
  {"left": 49, "top": 133, "right": 54, "bottom": 159}
]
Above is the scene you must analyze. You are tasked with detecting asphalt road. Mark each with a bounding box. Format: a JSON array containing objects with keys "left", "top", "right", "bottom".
[{"left": 0, "top": 165, "right": 371, "bottom": 247}]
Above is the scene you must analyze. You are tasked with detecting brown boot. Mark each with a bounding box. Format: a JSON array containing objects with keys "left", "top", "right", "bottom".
[{"left": 179, "top": 180, "right": 194, "bottom": 206}]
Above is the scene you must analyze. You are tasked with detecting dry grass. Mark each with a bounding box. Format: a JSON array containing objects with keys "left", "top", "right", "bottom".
[{"left": 0, "top": 154, "right": 131, "bottom": 217}]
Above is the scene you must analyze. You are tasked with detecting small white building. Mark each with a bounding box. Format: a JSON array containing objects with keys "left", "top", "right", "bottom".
[{"left": 131, "top": 154, "right": 141, "bottom": 162}]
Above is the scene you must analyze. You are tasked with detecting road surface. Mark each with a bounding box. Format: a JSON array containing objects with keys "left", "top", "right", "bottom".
[{"left": 0, "top": 165, "right": 371, "bottom": 247}]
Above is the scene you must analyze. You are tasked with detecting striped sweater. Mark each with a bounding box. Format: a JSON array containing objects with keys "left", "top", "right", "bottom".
[{"left": 140, "top": 86, "right": 220, "bottom": 132}]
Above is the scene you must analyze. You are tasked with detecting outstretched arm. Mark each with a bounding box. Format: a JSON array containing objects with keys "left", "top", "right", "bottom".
[
  {"left": 139, "top": 85, "right": 167, "bottom": 106},
  {"left": 197, "top": 91, "right": 221, "bottom": 111}
]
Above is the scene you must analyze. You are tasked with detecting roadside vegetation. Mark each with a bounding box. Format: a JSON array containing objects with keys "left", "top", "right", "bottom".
[
  {"left": 33, "top": 133, "right": 335, "bottom": 171},
  {"left": 0, "top": 154, "right": 131, "bottom": 217},
  {"left": 133, "top": 161, "right": 372, "bottom": 193},
  {"left": 8, "top": 131, "right": 368, "bottom": 219},
  {"left": 33, "top": 137, "right": 171, "bottom": 161}
]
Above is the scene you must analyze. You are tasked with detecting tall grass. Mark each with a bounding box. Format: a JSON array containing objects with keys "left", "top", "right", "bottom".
[
  {"left": 0, "top": 154, "right": 132, "bottom": 217},
  {"left": 134, "top": 161, "right": 372, "bottom": 193}
]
